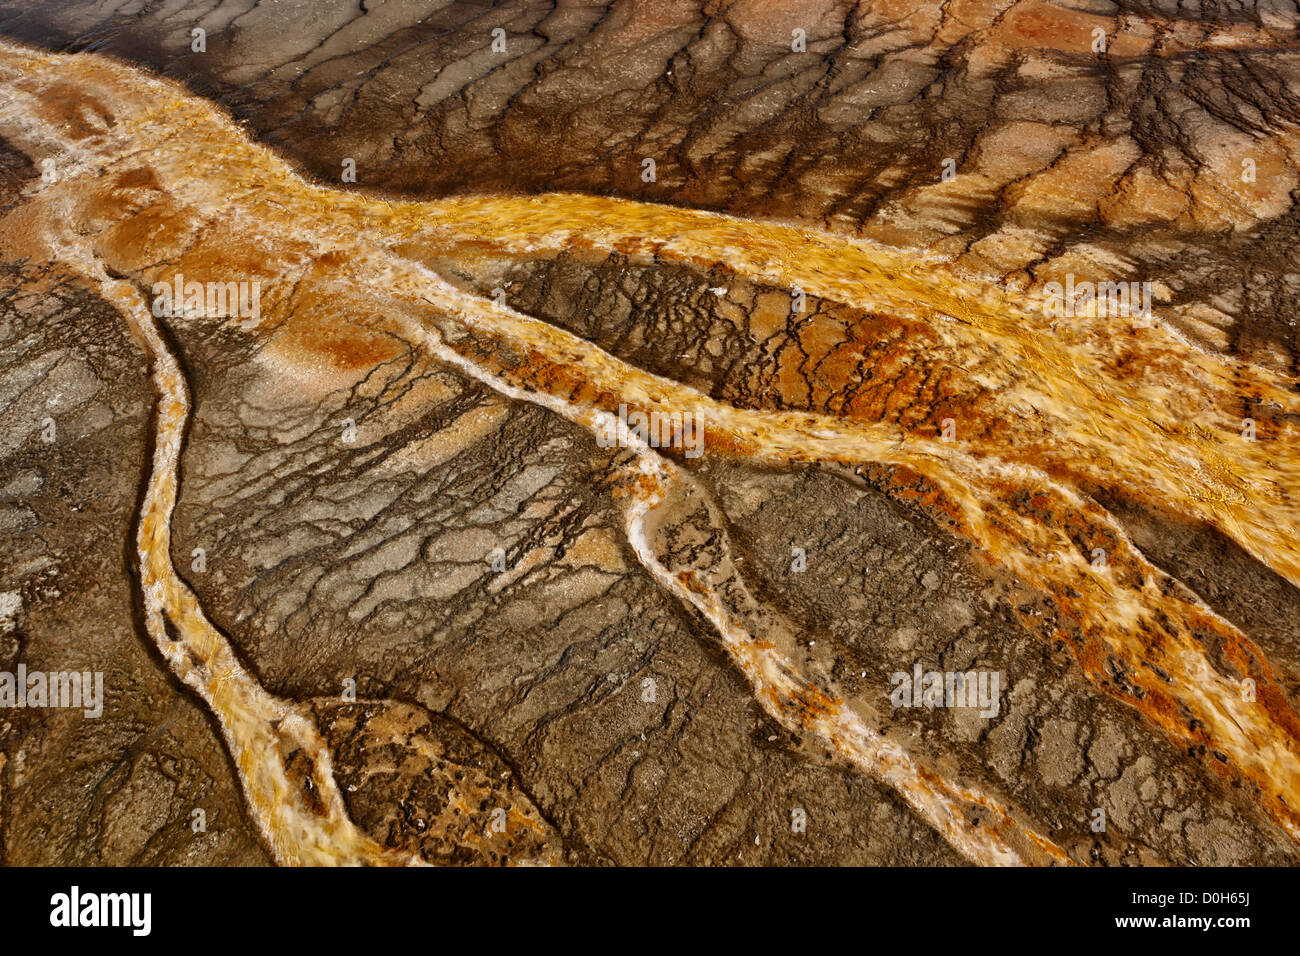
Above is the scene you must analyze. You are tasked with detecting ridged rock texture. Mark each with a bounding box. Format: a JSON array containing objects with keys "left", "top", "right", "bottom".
[{"left": 1, "top": 0, "right": 1299, "bottom": 866}]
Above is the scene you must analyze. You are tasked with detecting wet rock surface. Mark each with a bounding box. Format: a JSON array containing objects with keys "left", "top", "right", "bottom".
[{"left": 1, "top": 1, "right": 1299, "bottom": 867}]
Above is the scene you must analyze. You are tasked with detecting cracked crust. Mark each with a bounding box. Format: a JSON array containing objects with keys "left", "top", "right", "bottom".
[{"left": 1, "top": 1, "right": 1299, "bottom": 866}]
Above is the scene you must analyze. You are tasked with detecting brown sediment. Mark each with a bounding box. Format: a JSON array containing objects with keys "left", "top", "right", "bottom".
[{"left": 2, "top": 37, "right": 1298, "bottom": 864}]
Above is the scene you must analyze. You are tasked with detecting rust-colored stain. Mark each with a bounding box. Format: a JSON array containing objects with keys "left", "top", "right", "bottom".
[{"left": 6, "top": 36, "right": 1300, "bottom": 865}]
